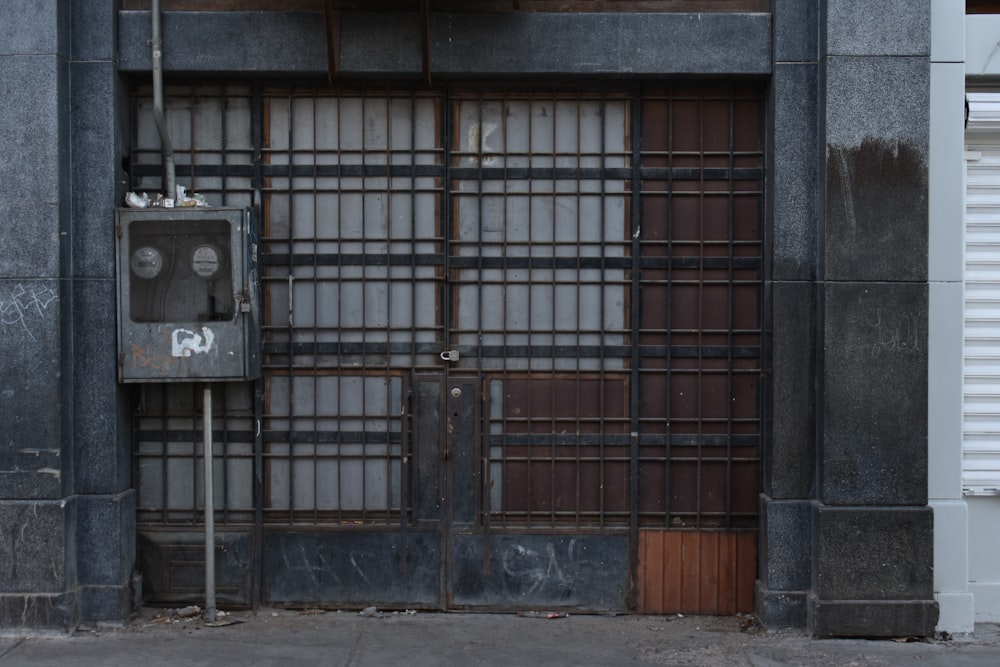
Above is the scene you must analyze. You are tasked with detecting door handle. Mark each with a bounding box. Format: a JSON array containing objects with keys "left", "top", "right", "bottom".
[{"left": 440, "top": 349, "right": 460, "bottom": 362}]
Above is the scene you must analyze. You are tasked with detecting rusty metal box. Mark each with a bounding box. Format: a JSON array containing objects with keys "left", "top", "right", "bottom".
[{"left": 116, "top": 207, "right": 260, "bottom": 382}]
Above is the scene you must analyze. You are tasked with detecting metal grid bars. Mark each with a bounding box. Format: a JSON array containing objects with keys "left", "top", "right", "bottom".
[
  {"left": 260, "top": 89, "right": 443, "bottom": 524},
  {"left": 128, "top": 83, "right": 763, "bottom": 533},
  {"left": 636, "top": 85, "right": 763, "bottom": 529},
  {"left": 447, "top": 90, "right": 634, "bottom": 527},
  {"left": 129, "top": 83, "right": 256, "bottom": 209},
  {"left": 134, "top": 383, "right": 256, "bottom": 525},
  {"left": 129, "top": 84, "right": 257, "bottom": 529}
]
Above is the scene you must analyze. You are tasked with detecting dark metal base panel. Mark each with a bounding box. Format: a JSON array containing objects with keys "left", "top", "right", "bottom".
[
  {"left": 137, "top": 530, "right": 253, "bottom": 607},
  {"left": 263, "top": 530, "right": 441, "bottom": 608},
  {"left": 449, "top": 533, "right": 629, "bottom": 611}
]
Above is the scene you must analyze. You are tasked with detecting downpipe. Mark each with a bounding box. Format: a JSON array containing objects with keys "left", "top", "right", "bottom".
[{"left": 151, "top": 0, "right": 176, "bottom": 200}]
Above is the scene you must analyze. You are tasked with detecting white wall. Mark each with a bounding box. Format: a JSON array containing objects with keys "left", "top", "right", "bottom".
[
  {"left": 968, "top": 496, "right": 1000, "bottom": 621},
  {"left": 930, "top": 0, "right": 974, "bottom": 633},
  {"left": 944, "top": 5, "right": 1000, "bottom": 632}
]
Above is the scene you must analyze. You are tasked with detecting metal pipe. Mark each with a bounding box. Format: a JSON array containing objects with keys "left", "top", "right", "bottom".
[
  {"left": 203, "top": 384, "right": 217, "bottom": 623},
  {"left": 151, "top": 0, "right": 176, "bottom": 200}
]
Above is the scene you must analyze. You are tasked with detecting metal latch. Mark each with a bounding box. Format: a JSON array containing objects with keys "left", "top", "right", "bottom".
[{"left": 440, "top": 349, "right": 460, "bottom": 362}]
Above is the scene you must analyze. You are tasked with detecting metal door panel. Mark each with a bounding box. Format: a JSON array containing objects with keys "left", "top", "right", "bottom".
[
  {"left": 449, "top": 534, "right": 628, "bottom": 610},
  {"left": 262, "top": 531, "right": 441, "bottom": 608}
]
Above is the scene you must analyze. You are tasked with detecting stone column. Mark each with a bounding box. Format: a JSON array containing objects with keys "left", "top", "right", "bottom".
[
  {"left": 70, "top": 0, "right": 135, "bottom": 625},
  {"left": 811, "top": 0, "right": 937, "bottom": 636},
  {"left": 756, "top": 0, "right": 820, "bottom": 630},
  {"left": 0, "top": 0, "right": 77, "bottom": 631},
  {"left": 0, "top": 0, "right": 133, "bottom": 632}
]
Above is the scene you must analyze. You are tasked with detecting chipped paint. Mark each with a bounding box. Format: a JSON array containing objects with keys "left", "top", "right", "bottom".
[{"left": 171, "top": 327, "right": 215, "bottom": 357}]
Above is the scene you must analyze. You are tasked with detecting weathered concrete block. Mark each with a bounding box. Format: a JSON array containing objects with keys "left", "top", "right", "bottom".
[
  {"left": 815, "top": 506, "right": 934, "bottom": 601},
  {"left": 769, "top": 281, "right": 817, "bottom": 499},
  {"left": 0, "top": 500, "right": 70, "bottom": 592},
  {"left": 822, "top": 282, "right": 928, "bottom": 505}
]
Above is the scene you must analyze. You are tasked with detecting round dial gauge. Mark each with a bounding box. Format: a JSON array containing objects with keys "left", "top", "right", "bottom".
[
  {"left": 130, "top": 246, "right": 163, "bottom": 279},
  {"left": 191, "top": 244, "right": 223, "bottom": 279}
]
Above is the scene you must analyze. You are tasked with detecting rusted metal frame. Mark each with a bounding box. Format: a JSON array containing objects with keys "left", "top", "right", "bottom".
[
  {"left": 259, "top": 367, "right": 407, "bottom": 525},
  {"left": 358, "top": 90, "right": 368, "bottom": 525},
  {"left": 542, "top": 90, "right": 557, "bottom": 525},
  {"left": 628, "top": 85, "right": 643, "bottom": 607},
  {"left": 573, "top": 95, "right": 584, "bottom": 529},
  {"left": 251, "top": 86, "right": 265, "bottom": 610},
  {"left": 384, "top": 93, "right": 398, "bottom": 527},
  {"left": 396, "top": 92, "right": 421, "bottom": 572},
  {"left": 596, "top": 91, "right": 611, "bottom": 530},
  {"left": 284, "top": 90, "right": 297, "bottom": 524},
  {"left": 525, "top": 90, "right": 540, "bottom": 523},
  {"left": 484, "top": 369, "right": 629, "bottom": 525},
  {"left": 480, "top": 90, "right": 500, "bottom": 564},
  {"left": 474, "top": 88, "right": 494, "bottom": 564},
  {"left": 324, "top": 0, "right": 340, "bottom": 83},
  {"left": 694, "top": 88, "right": 706, "bottom": 531},
  {"left": 724, "top": 90, "right": 736, "bottom": 530},
  {"left": 440, "top": 84, "right": 457, "bottom": 607},
  {"left": 663, "top": 88, "right": 675, "bottom": 529},
  {"left": 217, "top": 385, "right": 230, "bottom": 526},
  {"left": 310, "top": 92, "right": 322, "bottom": 526}
]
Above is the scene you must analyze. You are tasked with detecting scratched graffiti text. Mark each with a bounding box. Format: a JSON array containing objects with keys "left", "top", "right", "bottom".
[
  {"left": 0, "top": 283, "right": 59, "bottom": 342},
  {"left": 866, "top": 308, "right": 921, "bottom": 358}
]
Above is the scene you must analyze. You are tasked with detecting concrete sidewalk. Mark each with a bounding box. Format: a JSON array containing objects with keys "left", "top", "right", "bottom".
[{"left": 2, "top": 608, "right": 999, "bottom": 666}]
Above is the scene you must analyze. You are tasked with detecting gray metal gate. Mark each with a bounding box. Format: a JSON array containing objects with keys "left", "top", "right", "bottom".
[{"left": 131, "top": 83, "right": 763, "bottom": 613}]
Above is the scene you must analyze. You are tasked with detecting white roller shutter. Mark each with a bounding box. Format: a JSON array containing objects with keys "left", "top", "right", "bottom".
[{"left": 963, "top": 93, "right": 1000, "bottom": 495}]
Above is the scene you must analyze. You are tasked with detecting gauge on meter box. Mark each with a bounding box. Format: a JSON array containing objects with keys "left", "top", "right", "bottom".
[
  {"left": 191, "top": 244, "right": 225, "bottom": 279},
  {"left": 130, "top": 246, "right": 164, "bottom": 279}
]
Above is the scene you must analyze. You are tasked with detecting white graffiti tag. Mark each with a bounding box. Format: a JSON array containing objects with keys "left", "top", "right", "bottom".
[
  {"left": 171, "top": 327, "right": 215, "bottom": 357},
  {"left": 0, "top": 284, "right": 59, "bottom": 342}
]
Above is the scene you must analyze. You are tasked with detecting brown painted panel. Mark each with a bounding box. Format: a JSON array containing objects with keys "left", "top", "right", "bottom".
[
  {"left": 637, "top": 529, "right": 756, "bottom": 614},
  {"left": 736, "top": 531, "right": 756, "bottom": 612},
  {"left": 638, "top": 530, "right": 664, "bottom": 612},
  {"left": 717, "top": 532, "right": 737, "bottom": 615},
  {"left": 698, "top": 531, "right": 719, "bottom": 613},
  {"left": 502, "top": 445, "right": 630, "bottom": 516}
]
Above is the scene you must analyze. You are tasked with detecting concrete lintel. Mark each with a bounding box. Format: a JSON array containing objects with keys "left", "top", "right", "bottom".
[{"left": 117, "top": 10, "right": 772, "bottom": 78}]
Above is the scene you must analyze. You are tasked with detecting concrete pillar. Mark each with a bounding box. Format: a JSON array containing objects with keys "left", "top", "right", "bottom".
[
  {"left": 0, "top": 0, "right": 133, "bottom": 632},
  {"left": 811, "top": 0, "right": 937, "bottom": 636}
]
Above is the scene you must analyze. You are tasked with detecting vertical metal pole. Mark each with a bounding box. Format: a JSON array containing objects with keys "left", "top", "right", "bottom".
[
  {"left": 203, "top": 384, "right": 217, "bottom": 623},
  {"left": 150, "top": 0, "right": 176, "bottom": 200}
]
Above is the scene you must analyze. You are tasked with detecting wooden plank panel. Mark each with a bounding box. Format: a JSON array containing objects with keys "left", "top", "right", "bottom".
[
  {"left": 698, "top": 531, "right": 719, "bottom": 614},
  {"left": 637, "top": 529, "right": 756, "bottom": 615},
  {"left": 736, "top": 531, "right": 757, "bottom": 613},
  {"left": 717, "top": 531, "right": 737, "bottom": 615},
  {"left": 679, "top": 532, "right": 701, "bottom": 612},
  {"left": 638, "top": 529, "right": 665, "bottom": 613},
  {"left": 662, "top": 530, "right": 682, "bottom": 612}
]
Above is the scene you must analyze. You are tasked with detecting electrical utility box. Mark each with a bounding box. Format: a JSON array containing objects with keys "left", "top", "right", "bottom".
[{"left": 116, "top": 207, "right": 261, "bottom": 382}]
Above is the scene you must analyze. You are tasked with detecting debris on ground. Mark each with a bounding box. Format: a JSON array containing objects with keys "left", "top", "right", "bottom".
[
  {"left": 175, "top": 606, "right": 201, "bottom": 619},
  {"left": 298, "top": 609, "right": 326, "bottom": 616},
  {"left": 517, "top": 611, "right": 569, "bottom": 619},
  {"left": 148, "top": 606, "right": 244, "bottom": 626},
  {"left": 359, "top": 606, "right": 384, "bottom": 618}
]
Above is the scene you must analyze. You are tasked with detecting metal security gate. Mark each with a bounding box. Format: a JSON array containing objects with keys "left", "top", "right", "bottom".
[{"left": 129, "top": 83, "right": 763, "bottom": 613}]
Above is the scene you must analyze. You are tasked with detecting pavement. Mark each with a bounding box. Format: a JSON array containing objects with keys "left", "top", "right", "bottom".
[{"left": 2, "top": 607, "right": 1000, "bottom": 667}]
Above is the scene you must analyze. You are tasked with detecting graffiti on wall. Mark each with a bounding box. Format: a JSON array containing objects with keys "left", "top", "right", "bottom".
[{"left": 0, "top": 283, "right": 59, "bottom": 342}]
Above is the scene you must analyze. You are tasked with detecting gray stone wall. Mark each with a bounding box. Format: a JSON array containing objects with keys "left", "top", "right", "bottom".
[{"left": 0, "top": 0, "right": 133, "bottom": 633}]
